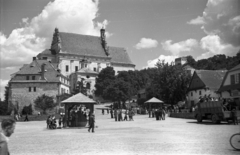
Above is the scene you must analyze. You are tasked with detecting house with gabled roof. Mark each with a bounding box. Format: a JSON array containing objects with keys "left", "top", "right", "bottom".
[
  {"left": 218, "top": 64, "right": 240, "bottom": 110},
  {"left": 8, "top": 58, "right": 70, "bottom": 113},
  {"left": 186, "top": 70, "right": 227, "bottom": 109},
  {"left": 37, "top": 28, "right": 135, "bottom": 95}
]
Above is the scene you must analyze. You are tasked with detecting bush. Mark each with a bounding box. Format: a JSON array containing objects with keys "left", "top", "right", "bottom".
[{"left": 22, "top": 104, "right": 33, "bottom": 115}]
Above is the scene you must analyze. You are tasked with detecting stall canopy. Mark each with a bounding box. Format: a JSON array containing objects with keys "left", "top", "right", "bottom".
[
  {"left": 62, "top": 93, "right": 96, "bottom": 127},
  {"left": 144, "top": 97, "right": 165, "bottom": 109}
]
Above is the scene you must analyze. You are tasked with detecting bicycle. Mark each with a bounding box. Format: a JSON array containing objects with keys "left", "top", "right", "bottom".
[{"left": 230, "top": 133, "right": 240, "bottom": 151}]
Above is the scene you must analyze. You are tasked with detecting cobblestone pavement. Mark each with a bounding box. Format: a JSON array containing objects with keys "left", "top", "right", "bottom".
[{"left": 9, "top": 105, "right": 240, "bottom": 155}]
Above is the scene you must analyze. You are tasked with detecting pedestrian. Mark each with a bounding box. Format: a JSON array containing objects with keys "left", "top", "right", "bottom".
[
  {"left": 120, "top": 109, "right": 123, "bottom": 121},
  {"left": 24, "top": 113, "right": 29, "bottom": 121},
  {"left": 107, "top": 109, "right": 109, "bottom": 114},
  {"left": 155, "top": 109, "right": 159, "bottom": 120},
  {"left": 231, "top": 109, "right": 238, "bottom": 125},
  {"left": 124, "top": 110, "right": 128, "bottom": 121},
  {"left": 162, "top": 108, "right": 166, "bottom": 120},
  {"left": 152, "top": 109, "right": 155, "bottom": 118},
  {"left": 159, "top": 108, "right": 163, "bottom": 120},
  {"left": 46, "top": 115, "right": 51, "bottom": 129},
  {"left": 148, "top": 109, "right": 151, "bottom": 118},
  {"left": 114, "top": 109, "right": 118, "bottom": 121},
  {"left": 88, "top": 113, "right": 95, "bottom": 133},
  {"left": 129, "top": 110, "right": 134, "bottom": 121},
  {"left": 110, "top": 109, "right": 113, "bottom": 118},
  {"left": 0, "top": 119, "right": 16, "bottom": 155},
  {"left": 58, "top": 115, "right": 63, "bottom": 128},
  {"left": 102, "top": 109, "right": 104, "bottom": 115}
]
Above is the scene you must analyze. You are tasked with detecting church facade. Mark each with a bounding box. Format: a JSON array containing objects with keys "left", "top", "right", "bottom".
[{"left": 37, "top": 28, "right": 135, "bottom": 96}]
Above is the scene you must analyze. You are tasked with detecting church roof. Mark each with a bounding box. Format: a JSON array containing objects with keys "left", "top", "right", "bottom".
[
  {"left": 59, "top": 32, "right": 107, "bottom": 57},
  {"left": 108, "top": 46, "right": 134, "bottom": 65},
  {"left": 57, "top": 32, "right": 134, "bottom": 66}
]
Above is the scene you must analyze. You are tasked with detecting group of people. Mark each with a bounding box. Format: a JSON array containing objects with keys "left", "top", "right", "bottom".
[
  {"left": 46, "top": 114, "right": 66, "bottom": 129},
  {"left": 149, "top": 108, "right": 166, "bottom": 121},
  {"left": 112, "top": 109, "right": 135, "bottom": 121}
]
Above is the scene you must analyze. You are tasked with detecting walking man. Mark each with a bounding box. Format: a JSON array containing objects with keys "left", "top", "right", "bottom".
[
  {"left": 110, "top": 109, "right": 113, "bottom": 118},
  {"left": 88, "top": 113, "right": 95, "bottom": 133},
  {"left": 24, "top": 113, "right": 29, "bottom": 121},
  {"left": 102, "top": 109, "right": 104, "bottom": 115},
  {"left": 162, "top": 108, "right": 166, "bottom": 120},
  {"left": 114, "top": 109, "right": 118, "bottom": 121},
  {"left": 0, "top": 119, "right": 16, "bottom": 155}
]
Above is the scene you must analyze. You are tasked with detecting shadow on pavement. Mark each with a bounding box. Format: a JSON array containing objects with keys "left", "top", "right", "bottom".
[{"left": 187, "top": 121, "right": 231, "bottom": 125}]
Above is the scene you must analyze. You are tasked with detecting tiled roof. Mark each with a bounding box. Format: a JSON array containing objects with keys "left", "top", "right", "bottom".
[
  {"left": 62, "top": 93, "right": 96, "bottom": 103},
  {"left": 195, "top": 70, "right": 227, "bottom": 90},
  {"left": 108, "top": 46, "right": 135, "bottom": 65},
  {"left": 229, "top": 64, "right": 240, "bottom": 72},
  {"left": 59, "top": 32, "right": 107, "bottom": 57},
  {"left": 145, "top": 97, "right": 164, "bottom": 103},
  {"left": 11, "top": 60, "right": 62, "bottom": 83}
]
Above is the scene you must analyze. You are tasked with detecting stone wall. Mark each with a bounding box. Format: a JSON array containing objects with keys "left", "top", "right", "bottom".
[{"left": 10, "top": 83, "right": 59, "bottom": 114}]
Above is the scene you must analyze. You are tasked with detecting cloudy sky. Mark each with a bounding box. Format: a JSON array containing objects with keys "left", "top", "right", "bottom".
[{"left": 0, "top": 0, "right": 239, "bottom": 99}]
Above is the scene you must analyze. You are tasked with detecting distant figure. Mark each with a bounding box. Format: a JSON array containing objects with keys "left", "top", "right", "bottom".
[
  {"left": 155, "top": 109, "right": 159, "bottom": 120},
  {"left": 159, "top": 108, "right": 163, "bottom": 120},
  {"left": 88, "top": 113, "right": 95, "bottom": 133},
  {"left": 152, "top": 109, "right": 155, "bottom": 118},
  {"left": 58, "top": 115, "right": 63, "bottom": 128},
  {"left": 0, "top": 119, "right": 16, "bottom": 155},
  {"left": 162, "top": 108, "right": 166, "bottom": 120},
  {"left": 114, "top": 109, "right": 118, "bottom": 121},
  {"left": 102, "top": 109, "right": 104, "bottom": 115},
  {"left": 231, "top": 109, "right": 238, "bottom": 125},
  {"left": 47, "top": 115, "right": 51, "bottom": 128},
  {"left": 24, "top": 113, "right": 29, "bottom": 122},
  {"left": 129, "top": 110, "right": 134, "bottom": 121},
  {"left": 124, "top": 110, "right": 128, "bottom": 121},
  {"left": 107, "top": 109, "right": 109, "bottom": 114},
  {"left": 110, "top": 109, "right": 113, "bottom": 118},
  {"left": 148, "top": 109, "right": 151, "bottom": 118}
]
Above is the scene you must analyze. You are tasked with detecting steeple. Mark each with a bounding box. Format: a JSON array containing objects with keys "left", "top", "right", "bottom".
[{"left": 50, "top": 27, "right": 62, "bottom": 55}]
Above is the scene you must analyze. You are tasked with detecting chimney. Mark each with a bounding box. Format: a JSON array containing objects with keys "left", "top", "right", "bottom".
[
  {"left": 100, "top": 28, "right": 109, "bottom": 56},
  {"left": 41, "top": 63, "right": 46, "bottom": 80},
  {"left": 33, "top": 57, "right": 36, "bottom": 61}
]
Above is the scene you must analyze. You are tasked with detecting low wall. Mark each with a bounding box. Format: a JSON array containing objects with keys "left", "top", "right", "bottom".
[{"left": 169, "top": 112, "right": 195, "bottom": 119}]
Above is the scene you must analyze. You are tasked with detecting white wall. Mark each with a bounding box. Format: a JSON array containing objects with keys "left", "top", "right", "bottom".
[{"left": 223, "top": 70, "right": 240, "bottom": 86}]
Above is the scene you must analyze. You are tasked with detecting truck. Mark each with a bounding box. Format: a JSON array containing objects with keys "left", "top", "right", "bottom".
[{"left": 194, "top": 100, "right": 240, "bottom": 124}]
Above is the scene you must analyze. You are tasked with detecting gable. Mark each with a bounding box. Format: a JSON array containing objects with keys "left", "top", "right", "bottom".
[{"left": 187, "top": 72, "right": 205, "bottom": 91}]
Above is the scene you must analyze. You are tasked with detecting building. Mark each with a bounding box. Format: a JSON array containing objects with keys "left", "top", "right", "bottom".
[
  {"left": 37, "top": 28, "right": 135, "bottom": 95},
  {"left": 186, "top": 70, "right": 227, "bottom": 109},
  {"left": 182, "top": 64, "right": 195, "bottom": 76},
  {"left": 175, "top": 57, "right": 187, "bottom": 65},
  {"left": 8, "top": 58, "right": 70, "bottom": 113},
  {"left": 218, "top": 64, "right": 240, "bottom": 109}
]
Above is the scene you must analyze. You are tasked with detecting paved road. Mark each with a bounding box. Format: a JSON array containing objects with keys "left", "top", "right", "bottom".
[{"left": 9, "top": 105, "right": 240, "bottom": 155}]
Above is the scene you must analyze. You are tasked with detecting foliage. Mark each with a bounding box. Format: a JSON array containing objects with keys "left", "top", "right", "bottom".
[
  {"left": 0, "top": 101, "right": 8, "bottom": 115},
  {"left": 22, "top": 104, "right": 33, "bottom": 115},
  {"left": 95, "top": 67, "right": 115, "bottom": 97},
  {"left": 146, "top": 60, "right": 191, "bottom": 105},
  {"left": 186, "top": 52, "right": 240, "bottom": 70},
  {"left": 34, "top": 94, "right": 57, "bottom": 114}
]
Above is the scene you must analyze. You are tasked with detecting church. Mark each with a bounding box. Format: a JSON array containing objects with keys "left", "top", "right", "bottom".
[
  {"left": 9, "top": 28, "right": 135, "bottom": 113},
  {"left": 37, "top": 28, "right": 135, "bottom": 96}
]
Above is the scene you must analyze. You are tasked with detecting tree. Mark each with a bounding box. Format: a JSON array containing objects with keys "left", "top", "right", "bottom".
[
  {"left": 34, "top": 94, "right": 57, "bottom": 114},
  {"left": 103, "top": 79, "right": 132, "bottom": 108},
  {"left": 0, "top": 101, "right": 8, "bottom": 115},
  {"left": 95, "top": 67, "right": 115, "bottom": 97},
  {"left": 146, "top": 60, "right": 191, "bottom": 105}
]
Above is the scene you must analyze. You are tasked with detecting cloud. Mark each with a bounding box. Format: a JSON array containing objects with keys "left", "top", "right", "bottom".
[
  {"left": 0, "top": 0, "right": 109, "bottom": 99},
  {"left": 187, "top": 16, "right": 206, "bottom": 25},
  {"left": 0, "top": 0, "right": 108, "bottom": 69},
  {"left": 135, "top": 38, "right": 158, "bottom": 49},
  {"left": 144, "top": 55, "right": 177, "bottom": 68},
  {"left": 188, "top": 0, "right": 240, "bottom": 46},
  {"left": 161, "top": 39, "right": 198, "bottom": 56},
  {"left": 197, "top": 35, "right": 239, "bottom": 60}
]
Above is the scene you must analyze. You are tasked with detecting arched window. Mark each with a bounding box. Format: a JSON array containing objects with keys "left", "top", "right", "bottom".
[{"left": 86, "top": 83, "right": 91, "bottom": 89}]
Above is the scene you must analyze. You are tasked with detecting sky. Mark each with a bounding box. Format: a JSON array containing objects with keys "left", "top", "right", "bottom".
[{"left": 0, "top": 0, "right": 240, "bottom": 100}]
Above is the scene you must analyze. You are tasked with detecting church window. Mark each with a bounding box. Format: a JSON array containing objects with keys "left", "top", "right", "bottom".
[
  {"left": 66, "top": 65, "right": 69, "bottom": 72},
  {"left": 29, "top": 87, "right": 31, "bottom": 92},
  {"left": 94, "top": 67, "right": 96, "bottom": 71},
  {"left": 34, "top": 87, "right": 36, "bottom": 92},
  {"left": 86, "top": 83, "right": 90, "bottom": 89},
  {"left": 235, "top": 74, "right": 239, "bottom": 84},
  {"left": 26, "top": 76, "right": 29, "bottom": 80},
  {"left": 75, "top": 66, "right": 78, "bottom": 72}
]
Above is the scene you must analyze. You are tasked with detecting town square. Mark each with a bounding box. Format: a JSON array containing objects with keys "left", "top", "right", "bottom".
[{"left": 0, "top": 0, "right": 240, "bottom": 155}]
